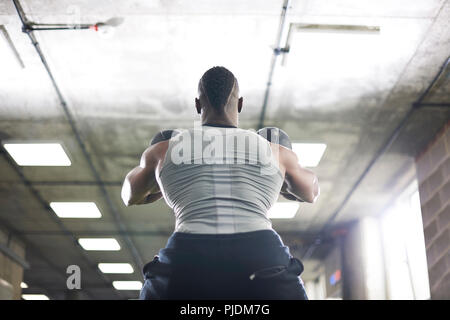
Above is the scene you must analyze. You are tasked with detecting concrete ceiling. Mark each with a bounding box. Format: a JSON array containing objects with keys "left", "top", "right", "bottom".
[{"left": 0, "top": 0, "right": 449, "bottom": 299}]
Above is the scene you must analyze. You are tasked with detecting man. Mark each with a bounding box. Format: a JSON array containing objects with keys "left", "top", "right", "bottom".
[{"left": 121, "top": 66, "right": 319, "bottom": 299}]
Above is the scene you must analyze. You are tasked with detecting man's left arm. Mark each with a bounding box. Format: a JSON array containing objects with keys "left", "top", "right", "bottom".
[{"left": 121, "top": 145, "right": 162, "bottom": 206}]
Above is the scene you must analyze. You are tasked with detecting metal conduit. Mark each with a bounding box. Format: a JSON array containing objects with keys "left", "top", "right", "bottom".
[
  {"left": 257, "top": 0, "right": 291, "bottom": 129},
  {"left": 11, "top": 0, "right": 143, "bottom": 272}
]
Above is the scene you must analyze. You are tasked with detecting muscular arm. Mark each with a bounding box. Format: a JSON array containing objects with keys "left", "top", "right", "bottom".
[
  {"left": 280, "top": 147, "right": 320, "bottom": 203},
  {"left": 121, "top": 145, "right": 162, "bottom": 206}
]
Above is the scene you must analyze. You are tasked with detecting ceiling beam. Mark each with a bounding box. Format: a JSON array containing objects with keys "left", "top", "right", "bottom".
[
  {"left": 0, "top": 148, "right": 122, "bottom": 299},
  {"left": 17, "top": 230, "right": 171, "bottom": 237},
  {"left": 30, "top": 181, "right": 122, "bottom": 186},
  {"left": 0, "top": 242, "right": 29, "bottom": 269},
  {"left": 0, "top": 217, "right": 98, "bottom": 299}
]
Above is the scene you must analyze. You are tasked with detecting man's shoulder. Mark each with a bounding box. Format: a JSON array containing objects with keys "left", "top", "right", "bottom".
[{"left": 150, "top": 129, "right": 182, "bottom": 145}]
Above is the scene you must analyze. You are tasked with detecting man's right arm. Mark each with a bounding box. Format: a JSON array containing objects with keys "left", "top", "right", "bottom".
[{"left": 280, "top": 147, "right": 320, "bottom": 203}]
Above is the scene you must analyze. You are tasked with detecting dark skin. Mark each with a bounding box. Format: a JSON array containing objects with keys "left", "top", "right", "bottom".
[
  {"left": 195, "top": 77, "right": 243, "bottom": 127},
  {"left": 121, "top": 78, "right": 320, "bottom": 206}
]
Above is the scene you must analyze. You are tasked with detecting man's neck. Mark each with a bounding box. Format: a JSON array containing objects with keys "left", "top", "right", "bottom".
[
  {"left": 201, "top": 116, "right": 238, "bottom": 128},
  {"left": 202, "top": 122, "right": 237, "bottom": 128}
]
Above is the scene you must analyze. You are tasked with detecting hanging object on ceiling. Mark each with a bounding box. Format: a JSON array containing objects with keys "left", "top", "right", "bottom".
[{"left": 22, "top": 16, "right": 125, "bottom": 33}]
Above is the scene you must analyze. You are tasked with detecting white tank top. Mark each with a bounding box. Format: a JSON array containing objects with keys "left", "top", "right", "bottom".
[{"left": 158, "top": 125, "right": 284, "bottom": 234}]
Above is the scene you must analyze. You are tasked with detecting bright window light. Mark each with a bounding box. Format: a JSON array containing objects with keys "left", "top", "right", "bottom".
[
  {"left": 50, "top": 202, "right": 102, "bottom": 218},
  {"left": 3, "top": 143, "right": 71, "bottom": 166},
  {"left": 380, "top": 180, "right": 430, "bottom": 300},
  {"left": 112, "top": 281, "right": 142, "bottom": 290},
  {"left": 268, "top": 202, "right": 300, "bottom": 219},
  {"left": 361, "top": 217, "right": 386, "bottom": 299},
  {"left": 292, "top": 143, "right": 326, "bottom": 167},
  {"left": 22, "top": 294, "right": 49, "bottom": 300},
  {"left": 20, "top": 282, "right": 28, "bottom": 289},
  {"left": 78, "top": 238, "right": 121, "bottom": 251},
  {"left": 98, "top": 263, "right": 134, "bottom": 274}
]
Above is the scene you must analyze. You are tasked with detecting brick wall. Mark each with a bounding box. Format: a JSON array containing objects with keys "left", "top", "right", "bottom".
[
  {"left": 0, "top": 227, "right": 25, "bottom": 300},
  {"left": 416, "top": 120, "right": 450, "bottom": 300}
]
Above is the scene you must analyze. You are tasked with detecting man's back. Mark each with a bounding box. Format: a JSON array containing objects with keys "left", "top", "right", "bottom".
[{"left": 158, "top": 125, "right": 284, "bottom": 234}]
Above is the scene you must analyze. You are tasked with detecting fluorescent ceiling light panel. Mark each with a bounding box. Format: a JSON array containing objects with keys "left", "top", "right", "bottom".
[
  {"left": 112, "top": 281, "right": 142, "bottom": 290},
  {"left": 292, "top": 143, "right": 326, "bottom": 167},
  {"left": 20, "top": 282, "right": 28, "bottom": 288},
  {"left": 78, "top": 238, "right": 121, "bottom": 251},
  {"left": 98, "top": 263, "right": 134, "bottom": 274},
  {"left": 22, "top": 294, "right": 49, "bottom": 300},
  {"left": 50, "top": 202, "right": 102, "bottom": 218},
  {"left": 268, "top": 202, "right": 300, "bottom": 219},
  {"left": 289, "top": 23, "right": 380, "bottom": 35},
  {"left": 3, "top": 143, "right": 71, "bottom": 166}
]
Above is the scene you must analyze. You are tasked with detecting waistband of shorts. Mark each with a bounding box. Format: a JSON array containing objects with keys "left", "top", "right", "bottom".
[{"left": 165, "top": 229, "right": 284, "bottom": 248}]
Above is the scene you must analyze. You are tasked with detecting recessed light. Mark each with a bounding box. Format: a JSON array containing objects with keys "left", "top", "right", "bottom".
[
  {"left": 112, "top": 281, "right": 142, "bottom": 290},
  {"left": 292, "top": 143, "right": 326, "bottom": 167},
  {"left": 22, "top": 294, "right": 49, "bottom": 300},
  {"left": 20, "top": 282, "right": 28, "bottom": 288},
  {"left": 98, "top": 263, "right": 134, "bottom": 274},
  {"left": 268, "top": 202, "right": 300, "bottom": 219},
  {"left": 50, "top": 202, "right": 102, "bottom": 218},
  {"left": 3, "top": 143, "right": 71, "bottom": 166},
  {"left": 78, "top": 238, "right": 121, "bottom": 251}
]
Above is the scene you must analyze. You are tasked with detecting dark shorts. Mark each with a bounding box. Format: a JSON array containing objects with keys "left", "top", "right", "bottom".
[{"left": 139, "top": 229, "right": 308, "bottom": 300}]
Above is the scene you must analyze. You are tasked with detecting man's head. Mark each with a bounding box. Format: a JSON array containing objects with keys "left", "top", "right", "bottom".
[{"left": 195, "top": 66, "right": 243, "bottom": 125}]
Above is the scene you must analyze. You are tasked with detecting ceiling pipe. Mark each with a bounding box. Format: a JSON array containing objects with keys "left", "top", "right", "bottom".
[
  {"left": 302, "top": 56, "right": 450, "bottom": 260},
  {"left": 414, "top": 102, "right": 450, "bottom": 108},
  {"left": 23, "top": 23, "right": 93, "bottom": 32},
  {"left": 257, "top": 0, "right": 291, "bottom": 130},
  {"left": 22, "top": 17, "right": 124, "bottom": 32},
  {"left": 11, "top": 0, "right": 122, "bottom": 33},
  {"left": 11, "top": 0, "right": 143, "bottom": 271},
  {"left": 413, "top": 57, "right": 450, "bottom": 107}
]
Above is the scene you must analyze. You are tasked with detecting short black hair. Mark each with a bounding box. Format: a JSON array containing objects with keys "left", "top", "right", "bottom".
[{"left": 199, "top": 66, "right": 237, "bottom": 113}]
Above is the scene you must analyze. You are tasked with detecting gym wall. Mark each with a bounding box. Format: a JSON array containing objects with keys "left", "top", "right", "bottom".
[{"left": 416, "top": 120, "right": 450, "bottom": 299}]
